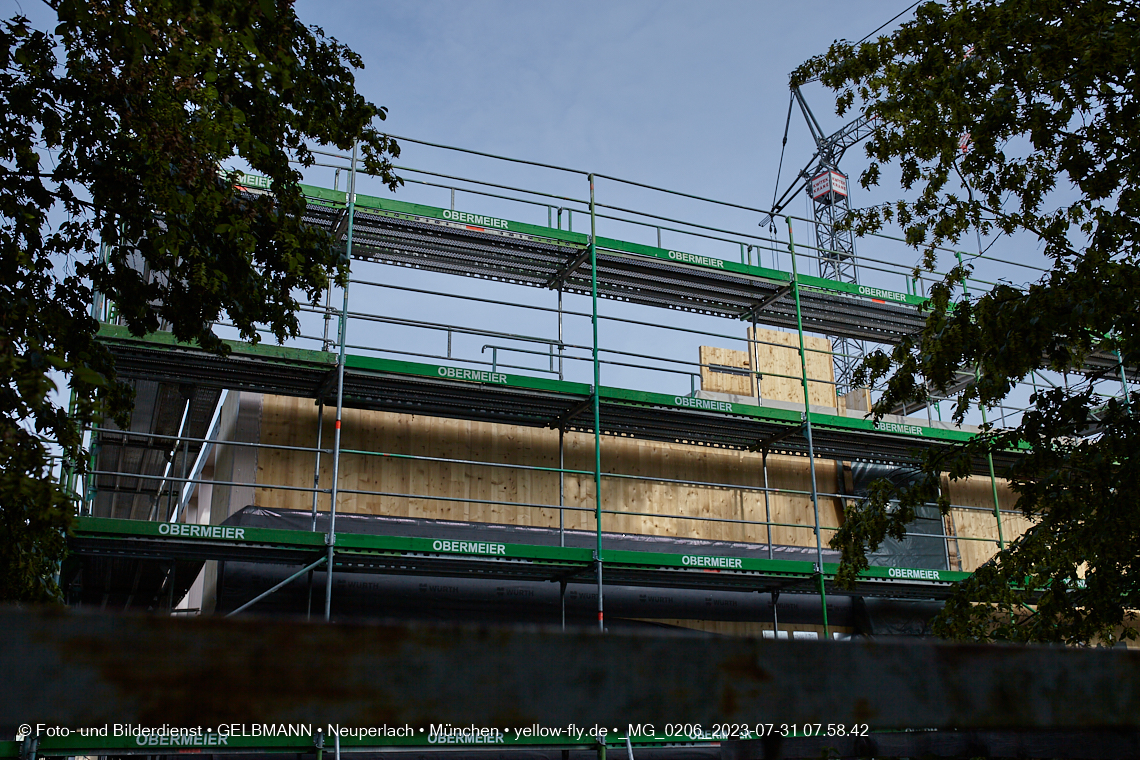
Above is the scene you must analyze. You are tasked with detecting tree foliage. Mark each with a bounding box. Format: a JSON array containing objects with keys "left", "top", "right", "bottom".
[
  {"left": 794, "top": 0, "right": 1140, "bottom": 644},
  {"left": 0, "top": 0, "right": 399, "bottom": 601}
]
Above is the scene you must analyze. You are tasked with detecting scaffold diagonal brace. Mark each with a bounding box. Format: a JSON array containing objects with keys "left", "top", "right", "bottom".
[
  {"left": 740, "top": 284, "right": 793, "bottom": 321},
  {"left": 545, "top": 240, "right": 593, "bottom": 289},
  {"left": 548, "top": 396, "right": 594, "bottom": 430},
  {"left": 750, "top": 422, "right": 806, "bottom": 453}
]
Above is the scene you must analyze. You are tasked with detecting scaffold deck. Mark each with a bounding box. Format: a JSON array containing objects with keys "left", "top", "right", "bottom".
[
  {"left": 68, "top": 517, "right": 970, "bottom": 601},
  {"left": 98, "top": 325, "right": 1018, "bottom": 474}
]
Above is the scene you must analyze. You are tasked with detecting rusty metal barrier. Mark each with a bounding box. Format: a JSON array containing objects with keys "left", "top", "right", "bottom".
[{"left": 2, "top": 607, "right": 1139, "bottom": 734}]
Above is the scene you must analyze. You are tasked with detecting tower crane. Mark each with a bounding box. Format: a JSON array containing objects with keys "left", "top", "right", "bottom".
[{"left": 766, "top": 86, "right": 877, "bottom": 398}]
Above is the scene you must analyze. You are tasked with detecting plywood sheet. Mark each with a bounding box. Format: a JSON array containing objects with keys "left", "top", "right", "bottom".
[
  {"left": 842, "top": 386, "right": 872, "bottom": 415},
  {"left": 943, "top": 474, "right": 1027, "bottom": 572},
  {"left": 748, "top": 327, "right": 836, "bottom": 407},
  {"left": 257, "top": 395, "right": 1041, "bottom": 571},
  {"left": 254, "top": 395, "right": 844, "bottom": 550},
  {"left": 699, "top": 345, "right": 755, "bottom": 397}
]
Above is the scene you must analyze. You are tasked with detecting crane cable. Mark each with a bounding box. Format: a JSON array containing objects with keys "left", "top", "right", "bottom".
[
  {"left": 860, "top": 1, "right": 921, "bottom": 44},
  {"left": 769, "top": 90, "right": 795, "bottom": 234},
  {"left": 797, "top": 0, "right": 922, "bottom": 86}
]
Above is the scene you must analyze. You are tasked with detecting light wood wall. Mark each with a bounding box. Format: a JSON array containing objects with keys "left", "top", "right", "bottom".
[
  {"left": 751, "top": 326, "right": 837, "bottom": 407},
  {"left": 254, "top": 382, "right": 1026, "bottom": 571},
  {"left": 694, "top": 328, "right": 1029, "bottom": 568},
  {"left": 255, "top": 410, "right": 1027, "bottom": 565},
  {"left": 255, "top": 394, "right": 842, "bottom": 548},
  {"left": 699, "top": 327, "right": 836, "bottom": 407},
  {"left": 943, "top": 474, "right": 1028, "bottom": 572},
  {"left": 699, "top": 346, "right": 755, "bottom": 397}
]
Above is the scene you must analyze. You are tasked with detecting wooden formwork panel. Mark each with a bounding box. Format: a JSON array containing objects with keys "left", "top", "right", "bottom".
[
  {"left": 254, "top": 393, "right": 1025, "bottom": 564},
  {"left": 255, "top": 394, "right": 841, "bottom": 549},
  {"left": 699, "top": 345, "right": 756, "bottom": 397},
  {"left": 747, "top": 326, "right": 837, "bottom": 407},
  {"left": 699, "top": 327, "right": 836, "bottom": 407},
  {"left": 943, "top": 474, "right": 1026, "bottom": 572}
]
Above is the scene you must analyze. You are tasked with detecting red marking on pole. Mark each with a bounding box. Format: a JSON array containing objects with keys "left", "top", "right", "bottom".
[
  {"left": 598, "top": 612, "right": 604, "bottom": 622},
  {"left": 335, "top": 420, "right": 341, "bottom": 429}
]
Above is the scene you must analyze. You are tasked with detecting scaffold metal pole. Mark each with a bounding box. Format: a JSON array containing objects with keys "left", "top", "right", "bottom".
[
  {"left": 787, "top": 217, "right": 829, "bottom": 639},
  {"left": 559, "top": 428, "right": 565, "bottom": 547},
  {"left": 957, "top": 250, "right": 1005, "bottom": 551},
  {"left": 558, "top": 285, "right": 566, "bottom": 549},
  {"left": 227, "top": 556, "right": 328, "bottom": 618},
  {"left": 307, "top": 402, "right": 324, "bottom": 621},
  {"left": 311, "top": 404, "right": 324, "bottom": 531},
  {"left": 762, "top": 448, "right": 773, "bottom": 560},
  {"left": 312, "top": 263, "right": 333, "bottom": 620},
  {"left": 590, "top": 172, "right": 604, "bottom": 632},
  {"left": 324, "top": 140, "right": 358, "bottom": 622},
  {"left": 1117, "top": 348, "right": 1132, "bottom": 406}
]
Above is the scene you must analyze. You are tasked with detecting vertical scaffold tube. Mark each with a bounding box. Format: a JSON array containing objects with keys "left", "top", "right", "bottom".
[
  {"left": 590, "top": 174, "right": 604, "bottom": 632},
  {"left": 786, "top": 217, "right": 829, "bottom": 639},
  {"left": 558, "top": 288, "right": 565, "bottom": 548},
  {"left": 983, "top": 409, "right": 1004, "bottom": 551},
  {"left": 311, "top": 404, "right": 324, "bottom": 531},
  {"left": 307, "top": 402, "right": 325, "bottom": 621},
  {"left": 324, "top": 140, "right": 358, "bottom": 622},
  {"left": 751, "top": 314, "right": 761, "bottom": 402},
  {"left": 559, "top": 428, "right": 565, "bottom": 547},
  {"left": 762, "top": 449, "right": 773, "bottom": 560},
  {"left": 558, "top": 288, "right": 565, "bottom": 380},
  {"left": 956, "top": 251, "right": 1004, "bottom": 551},
  {"left": 1116, "top": 347, "right": 1132, "bottom": 411}
]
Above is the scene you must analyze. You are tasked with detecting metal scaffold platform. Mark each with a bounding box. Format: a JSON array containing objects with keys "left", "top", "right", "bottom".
[
  {"left": 97, "top": 325, "right": 1012, "bottom": 472},
  {"left": 300, "top": 186, "right": 929, "bottom": 344},
  {"left": 68, "top": 515, "right": 969, "bottom": 602}
]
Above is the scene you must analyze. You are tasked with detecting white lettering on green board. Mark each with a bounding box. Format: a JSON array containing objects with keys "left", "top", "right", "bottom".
[
  {"left": 887, "top": 567, "right": 942, "bottom": 581},
  {"left": 437, "top": 366, "right": 508, "bottom": 384},
  {"left": 667, "top": 250, "right": 726, "bottom": 269},
  {"left": 158, "top": 523, "right": 246, "bottom": 540},
  {"left": 432, "top": 539, "right": 507, "bottom": 556},
  {"left": 236, "top": 172, "right": 271, "bottom": 190},
  {"left": 674, "top": 395, "right": 734, "bottom": 413},
  {"left": 682, "top": 555, "right": 743, "bottom": 569},
  {"left": 874, "top": 420, "right": 924, "bottom": 436},
  {"left": 857, "top": 284, "right": 908, "bottom": 303},
  {"left": 442, "top": 209, "right": 510, "bottom": 230}
]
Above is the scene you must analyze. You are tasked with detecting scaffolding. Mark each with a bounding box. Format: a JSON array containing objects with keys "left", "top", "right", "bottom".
[{"left": 61, "top": 137, "right": 1135, "bottom": 639}]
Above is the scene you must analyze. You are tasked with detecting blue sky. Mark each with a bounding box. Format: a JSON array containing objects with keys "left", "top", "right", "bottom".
[{"left": 295, "top": 1, "right": 913, "bottom": 221}]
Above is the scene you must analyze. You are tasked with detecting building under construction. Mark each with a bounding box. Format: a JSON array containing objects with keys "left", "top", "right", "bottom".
[{"left": 56, "top": 137, "right": 1075, "bottom": 644}]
